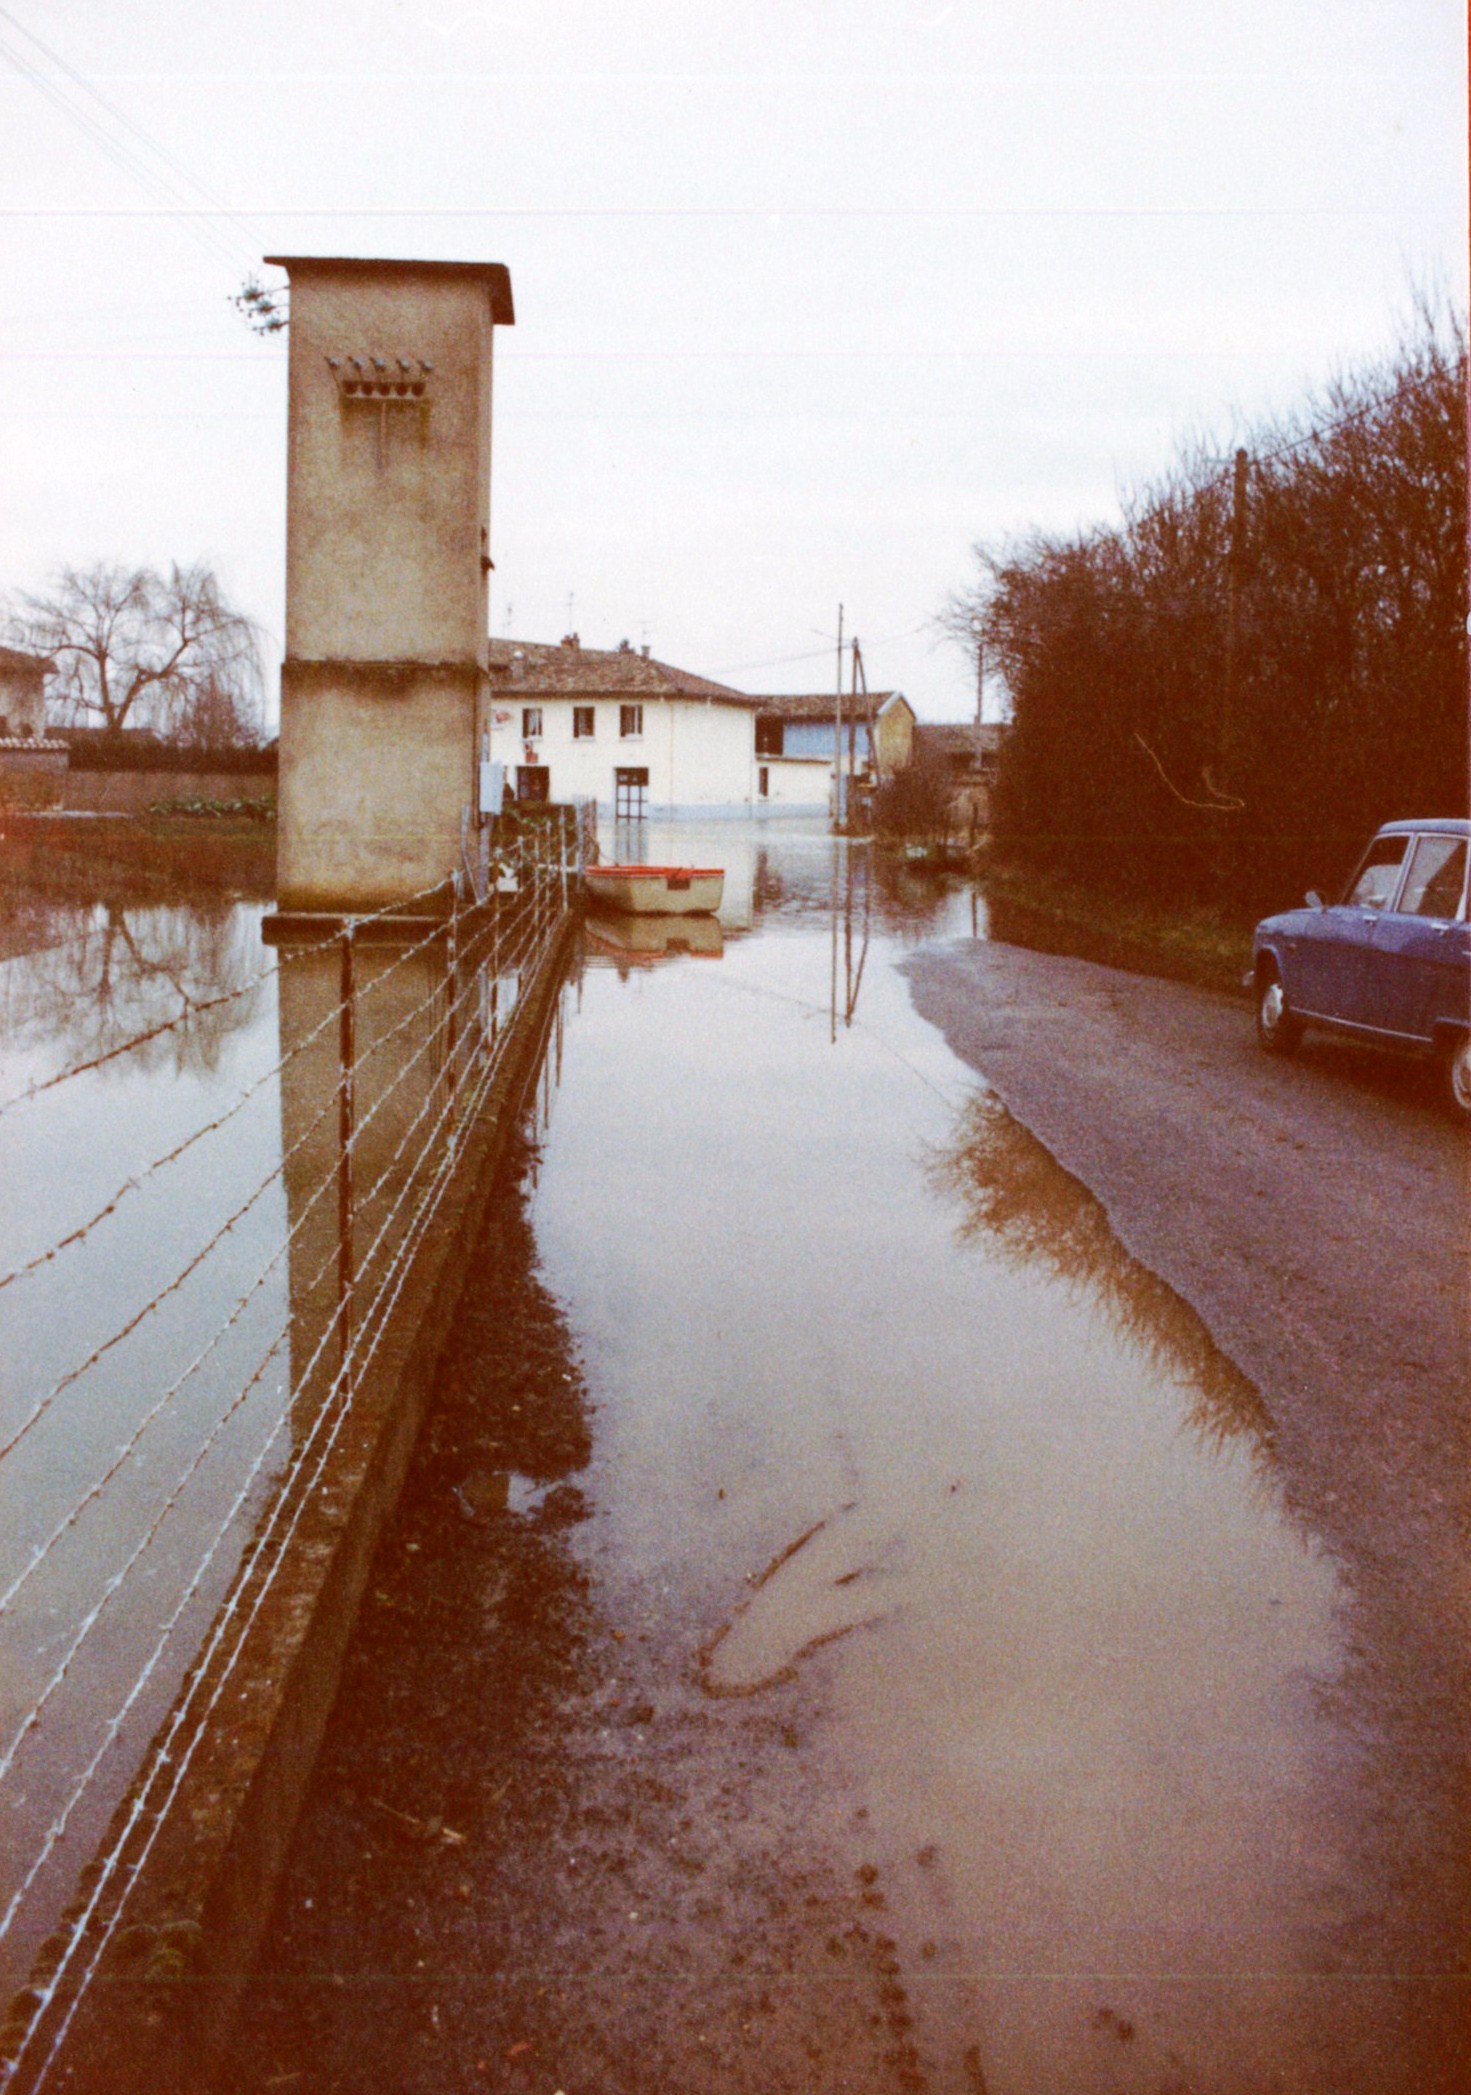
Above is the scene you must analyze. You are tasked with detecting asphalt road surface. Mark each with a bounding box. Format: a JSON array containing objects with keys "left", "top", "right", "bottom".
[{"left": 905, "top": 933, "right": 1471, "bottom": 2071}]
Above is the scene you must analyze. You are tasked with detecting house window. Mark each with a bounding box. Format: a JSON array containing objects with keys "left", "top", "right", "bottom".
[
  {"left": 573, "top": 705, "right": 596, "bottom": 740},
  {"left": 522, "top": 706, "right": 543, "bottom": 739},
  {"left": 759, "top": 765, "right": 769, "bottom": 799},
  {"left": 619, "top": 703, "right": 643, "bottom": 739},
  {"left": 615, "top": 767, "right": 649, "bottom": 821},
  {"left": 515, "top": 765, "right": 550, "bottom": 803},
  {"left": 755, "top": 718, "right": 783, "bottom": 757}
]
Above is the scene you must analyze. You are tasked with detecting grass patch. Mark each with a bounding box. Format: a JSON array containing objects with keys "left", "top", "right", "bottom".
[
  {"left": 0, "top": 809, "right": 275, "bottom": 908},
  {"left": 977, "top": 857, "right": 1256, "bottom": 997}
]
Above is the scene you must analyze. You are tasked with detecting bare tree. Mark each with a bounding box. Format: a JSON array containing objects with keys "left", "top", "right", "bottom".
[
  {"left": 945, "top": 305, "right": 1468, "bottom": 913},
  {"left": 6, "top": 562, "right": 265, "bottom": 745}
]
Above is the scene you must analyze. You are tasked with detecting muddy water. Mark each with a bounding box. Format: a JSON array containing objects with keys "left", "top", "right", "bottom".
[
  {"left": 525, "top": 823, "right": 1400, "bottom": 2094},
  {"left": 0, "top": 896, "right": 291, "bottom": 1999}
]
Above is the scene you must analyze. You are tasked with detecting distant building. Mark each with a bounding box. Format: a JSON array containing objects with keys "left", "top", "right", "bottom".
[
  {"left": 486, "top": 636, "right": 920, "bottom": 820},
  {"left": 753, "top": 691, "right": 915, "bottom": 813},
  {"left": 0, "top": 645, "right": 55, "bottom": 740},
  {"left": 0, "top": 646, "right": 68, "bottom": 806},
  {"left": 912, "top": 719, "right": 1008, "bottom": 832},
  {"left": 487, "top": 637, "right": 765, "bottom": 818}
]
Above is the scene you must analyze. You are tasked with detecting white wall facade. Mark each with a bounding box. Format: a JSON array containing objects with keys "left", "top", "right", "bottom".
[
  {"left": 756, "top": 753, "right": 830, "bottom": 812},
  {"left": 489, "top": 694, "right": 759, "bottom": 814}
]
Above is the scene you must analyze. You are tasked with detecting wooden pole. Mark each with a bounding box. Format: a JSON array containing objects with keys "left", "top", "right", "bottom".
[{"left": 834, "top": 603, "right": 844, "bottom": 831}]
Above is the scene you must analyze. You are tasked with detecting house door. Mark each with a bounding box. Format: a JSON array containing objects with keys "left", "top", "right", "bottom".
[
  {"left": 615, "top": 767, "right": 649, "bottom": 821},
  {"left": 516, "top": 765, "right": 550, "bottom": 804}
]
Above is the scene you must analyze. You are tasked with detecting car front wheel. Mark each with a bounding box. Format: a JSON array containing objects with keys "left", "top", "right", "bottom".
[
  {"left": 1256, "top": 968, "right": 1302, "bottom": 1055},
  {"left": 1442, "top": 1032, "right": 1471, "bottom": 1121}
]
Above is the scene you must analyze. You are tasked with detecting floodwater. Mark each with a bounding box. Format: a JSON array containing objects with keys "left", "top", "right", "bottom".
[
  {"left": 0, "top": 839, "right": 542, "bottom": 2022},
  {"left": 525, "top": 822, "right": 1404, "bottom": 2093},
  {"left": 5, "top": 820, "right": 1447, "bottom": 2091},
  {"left": 0, "top": 893, "right": 289, "bottom": 2002}
]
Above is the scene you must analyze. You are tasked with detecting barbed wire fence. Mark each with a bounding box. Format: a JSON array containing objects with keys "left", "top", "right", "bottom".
[{"left": 0, "top": 802, "right": 594, "bottom": 2090}]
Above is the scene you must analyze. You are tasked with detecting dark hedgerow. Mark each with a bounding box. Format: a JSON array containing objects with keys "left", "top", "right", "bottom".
[{"left": 949, "top": 309, "right": 1468, "bottom": 918}]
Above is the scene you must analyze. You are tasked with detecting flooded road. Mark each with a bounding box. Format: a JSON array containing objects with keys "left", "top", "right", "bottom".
[
  {"left": 0, "top": 821, "right": 572, "bottom": 2052},
  {"left": 239, "top": 821, "right": 1466, "bottom": 2094}
]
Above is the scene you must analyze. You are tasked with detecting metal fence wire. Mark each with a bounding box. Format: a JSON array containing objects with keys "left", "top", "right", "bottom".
[{"left": 0, "top": 809, "right": 590, "bottom": 2091}]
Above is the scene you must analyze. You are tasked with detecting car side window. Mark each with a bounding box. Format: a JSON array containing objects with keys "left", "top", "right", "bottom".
[
  {"left": 1395, "top": 835, "right": 1467, "bottom": 920},
  {"left": 1343, "top": 836, "right": 1407, "bottom": 909}
]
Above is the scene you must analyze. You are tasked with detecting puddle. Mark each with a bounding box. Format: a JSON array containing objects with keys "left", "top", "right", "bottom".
[
  {"left": 699, "top": 1506, "right": 894, "bottom": 1695},
  {"left": 524, "top": 822, "right": 1436, "bottom": 2094}
]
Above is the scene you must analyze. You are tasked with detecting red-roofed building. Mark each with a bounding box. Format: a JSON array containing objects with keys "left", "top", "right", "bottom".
[
  {"left": 486, "top": 636, "right": 915, "bottom": 818},
  {"left": 487, "top": 637, "right": 766, "bottom": 819}
]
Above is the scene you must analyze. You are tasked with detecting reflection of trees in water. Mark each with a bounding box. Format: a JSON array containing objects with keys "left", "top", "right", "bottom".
[
  {"left": 750, "top": 843, "right": 971, "bottom": 943},
  {"left": 932, "top": 1092, "right": 1277, "bottom": 1476},
  {"left": 0, "top": 901, "right": 264, "bottom": 1080},
  {"left": 867, "top": 854, "right": 969, "bottom": 941}
]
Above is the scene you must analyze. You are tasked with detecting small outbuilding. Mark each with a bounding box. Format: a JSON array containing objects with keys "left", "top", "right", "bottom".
[
  {"left": 753, "top": 690, "right": 915, "bottom": 813},
  {"left": 0, "top": 645, "right": 55, "bottom": 739},
  {"left": 912, "top": 719, "right": 1008, "bottom": 834},
  {"left": 0, "top": 646, "right": 68, "bottom": 807}
]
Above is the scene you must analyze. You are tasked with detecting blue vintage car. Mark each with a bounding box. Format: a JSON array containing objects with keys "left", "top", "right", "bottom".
[{"left": 1252, "top": 818, "right": 1471, "bottom": 1117}]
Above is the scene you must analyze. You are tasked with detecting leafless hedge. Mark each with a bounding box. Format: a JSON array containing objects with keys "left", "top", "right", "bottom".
[{"left": 949, "top": 310, "right": 1468, "bottom": 913}]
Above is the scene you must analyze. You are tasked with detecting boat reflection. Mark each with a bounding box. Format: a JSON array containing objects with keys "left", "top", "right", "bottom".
[{"left": 583, "top": 910, "right": 725, "bottom": 968}]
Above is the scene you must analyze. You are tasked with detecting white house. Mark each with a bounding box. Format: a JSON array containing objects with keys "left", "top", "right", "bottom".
[
  {"left": 485, "top": 636, "right": 918, "bottom": 820},
  {"left": 753, "top": 691, "right": 915, "bottom": 812},
  {"left": 487, "top": 637, "right": 764, "bottom": 818}
]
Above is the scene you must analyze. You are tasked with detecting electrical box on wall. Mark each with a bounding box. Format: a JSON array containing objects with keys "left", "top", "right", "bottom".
[{"left": 479, "top": 760, "right": 505, "bottom": 821}]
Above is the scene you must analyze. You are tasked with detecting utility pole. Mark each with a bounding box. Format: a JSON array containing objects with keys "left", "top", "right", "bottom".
[
  {"left": 833, "top": 602, "right": 845, "bottom": 831},
  {"left": 1223, "top": 447, "right": 1248, "bottom": 777}
]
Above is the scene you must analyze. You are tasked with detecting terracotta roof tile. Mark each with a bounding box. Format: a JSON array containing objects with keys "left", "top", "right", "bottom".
[
  {"left": 753, "top": 691, "right": 899, "bottom": 723},
  {"left": 0, "top": 645, "right": 56, "bottom": 676},
  {"left": 487, "top": 640, "right": 761, "bottom": 706}
]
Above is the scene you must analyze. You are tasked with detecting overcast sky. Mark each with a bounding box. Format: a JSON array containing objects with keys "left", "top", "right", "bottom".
[{"left": 0, "top": 0, "right": 1464, "bottom": 722}]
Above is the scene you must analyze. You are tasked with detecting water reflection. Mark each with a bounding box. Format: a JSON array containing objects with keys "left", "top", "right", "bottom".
[
  {"left": 530, "top": 822, "right": 1367, "bottom": 2095},
  {"left": 0, "top": 851, "right": 575, "bottom": 2060},
  {"left": 0, "top": 902, "right": 265, "bottom": 1085},
  {"left": 0, "top": 892, "right": 285, "bottom": 2010},
  {"left": 273, "top": 888, "right": 567, "bottom": 1450},
  {"left": 583, "top": 911, "right": 724, "bottom": 969},
  {"left": 932, "top": 1090, "right": 1279, "bottom": 1477}
]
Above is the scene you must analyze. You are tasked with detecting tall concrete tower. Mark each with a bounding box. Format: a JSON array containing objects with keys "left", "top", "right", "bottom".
[{"left": 267, "top": 256, "right": 515, "bottom": 914}]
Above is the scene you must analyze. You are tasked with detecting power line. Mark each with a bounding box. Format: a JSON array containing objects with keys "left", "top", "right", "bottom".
[
  {"left": 0, "top": 4, "right": 260, "bottom": 275},
  {"left": 711, "top": 621, "right": 931, "bottom": 679},
  {"left": 1200, "top": 364, "right": 1456, "bottom": 487}
]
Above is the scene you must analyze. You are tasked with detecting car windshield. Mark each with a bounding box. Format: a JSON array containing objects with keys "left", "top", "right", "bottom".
[
  {"left": 1343, "top": 836, "right": 1407, "bottom": 909},
  {"left": 1395, "top": 835, "right": 1467, "bottom": 920}
]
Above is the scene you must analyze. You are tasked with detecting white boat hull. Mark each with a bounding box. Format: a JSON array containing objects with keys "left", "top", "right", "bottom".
[{"left": 584, "top": 866, "right": 724, "bottom": 916}]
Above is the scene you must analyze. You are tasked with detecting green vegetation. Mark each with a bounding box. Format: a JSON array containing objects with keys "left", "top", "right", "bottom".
[
  {"left": 871, "top": 744, "right": 955, "bottom": 843},
  {"left": 976, "top": 854, "right": 1256, "bottom": 997},
  {"left": 145, "top": 796, "right": 276, "bottom": 820},
  {"left": 0, "top": 810, "right": 275, "bottom": 907}
]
